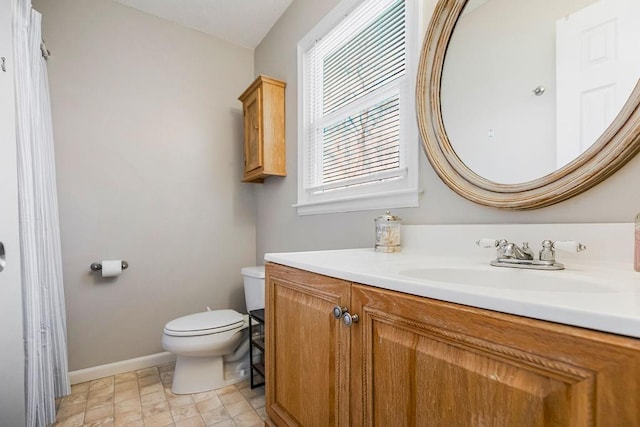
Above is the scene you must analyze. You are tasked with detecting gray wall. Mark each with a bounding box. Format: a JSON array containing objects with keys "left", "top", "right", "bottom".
[
  {"left": 34, "top": 0, "right": 256, "bottom": 371},
  {"left": 253, "top": 0, "right": 640, "bottom": 263}
]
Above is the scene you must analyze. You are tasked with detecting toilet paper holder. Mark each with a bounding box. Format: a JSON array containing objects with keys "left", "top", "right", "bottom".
[{"left": 90, "top": 260, "right": 129, "bottom": 272}]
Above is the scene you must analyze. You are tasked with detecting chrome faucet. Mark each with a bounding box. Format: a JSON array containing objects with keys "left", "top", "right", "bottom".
[
  {"left": 502, "top": 241, "right": 534, "bottom": 260},
  {"left": 477, "top": 238, "right": 586, "bottom": 270}
]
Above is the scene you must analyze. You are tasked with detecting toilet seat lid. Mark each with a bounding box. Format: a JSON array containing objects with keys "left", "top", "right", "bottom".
[{"left": 164, "top": 309, "right": 244, "bottom": 337}]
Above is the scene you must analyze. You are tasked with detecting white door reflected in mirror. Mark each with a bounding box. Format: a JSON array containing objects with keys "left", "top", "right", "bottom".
[{"left": 440, "top": 0, "right": 640, "bottom": 184}]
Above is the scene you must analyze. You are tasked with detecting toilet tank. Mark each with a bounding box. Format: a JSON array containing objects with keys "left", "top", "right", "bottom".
[{"left": 241, "top": 266, "right": 265, "bottom": 312}]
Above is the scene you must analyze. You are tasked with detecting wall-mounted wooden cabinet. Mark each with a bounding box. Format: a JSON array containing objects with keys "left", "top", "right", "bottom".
[
  {"left": 238, "top": 75, "right": 286, "bottom": 183},
  {"left": 265, "top": 263, "right": 640, "bottom": 426}
]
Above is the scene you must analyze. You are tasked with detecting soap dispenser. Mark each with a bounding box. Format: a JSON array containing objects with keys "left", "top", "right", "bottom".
[{"left": 374, "top": 211, "right": 401, "bottom": 253}]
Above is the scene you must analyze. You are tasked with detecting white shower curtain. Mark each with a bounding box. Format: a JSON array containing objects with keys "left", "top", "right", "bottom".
[{"left": 12, "top": 0, "right": 71, "bottom": 425}]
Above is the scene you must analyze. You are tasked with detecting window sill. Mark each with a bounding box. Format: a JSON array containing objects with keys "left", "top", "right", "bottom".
[{"left": 294, "top": 188, "right": 422, "bottom": 216}]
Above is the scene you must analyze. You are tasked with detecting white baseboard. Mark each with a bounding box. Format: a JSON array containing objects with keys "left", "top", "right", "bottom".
[{"left": 69, "top": 352, "right": 177, "bottom": 385}]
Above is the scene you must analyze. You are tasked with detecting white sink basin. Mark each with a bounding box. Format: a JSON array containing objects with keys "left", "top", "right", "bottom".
[{"left": 398, "top": 267, "right": 615, "bottom": 293}]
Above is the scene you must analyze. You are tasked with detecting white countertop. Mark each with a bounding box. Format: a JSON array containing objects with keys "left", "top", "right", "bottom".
[{"left": 265, "top": 226, "right": 640, "bottom": 339}]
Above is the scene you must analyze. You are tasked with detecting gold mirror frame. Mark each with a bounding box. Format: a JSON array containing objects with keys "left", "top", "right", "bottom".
[{"left": 416, "top": 0, "right": 640, "bottom": 210}]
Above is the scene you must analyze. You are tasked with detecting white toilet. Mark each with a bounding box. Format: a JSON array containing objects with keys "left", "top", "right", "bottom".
[{"left": 162, "top": 265, "right": 265, "bottom": 394}]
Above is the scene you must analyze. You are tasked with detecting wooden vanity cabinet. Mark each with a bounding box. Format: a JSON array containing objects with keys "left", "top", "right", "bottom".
[
  {"left": 238, "top": 75, "right": 286, "bottom": 183},
  {"left": 266, "top": 263, "right": 640, "bottom": 426},
  {"left": 266, "top": 263, "right": 351, "bottom": 426}
]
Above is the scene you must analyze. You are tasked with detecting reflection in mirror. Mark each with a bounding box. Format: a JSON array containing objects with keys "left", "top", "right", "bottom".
[
  {"left": 441, "top": 0, "right": 640, "bottom": 184},
  {"left": 416, "top": 0, "right": 640, "bottom": 209}
]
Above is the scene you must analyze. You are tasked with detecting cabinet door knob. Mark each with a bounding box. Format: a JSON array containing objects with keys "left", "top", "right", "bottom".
[
  {"left": 343, "top": 312, "right": 359, "bottom": 327},
  {"left": 333, "top": 306, "right": 348, "bottom": 319}
]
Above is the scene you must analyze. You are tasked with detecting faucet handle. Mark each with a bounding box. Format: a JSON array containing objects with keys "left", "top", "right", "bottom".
[
  {"left": 539, "top": 240, "right": 587, "bottom": 263},
  {"left": 553, "top": 240, "right": 587, "bottom": 252},
  {"left": 476, "top": 238, "right": 501, "bottom": 248}
]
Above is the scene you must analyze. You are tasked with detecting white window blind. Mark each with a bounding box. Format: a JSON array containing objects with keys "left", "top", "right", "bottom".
[{"left": 296, "top": 0, "right": 420, "bottom": 215}]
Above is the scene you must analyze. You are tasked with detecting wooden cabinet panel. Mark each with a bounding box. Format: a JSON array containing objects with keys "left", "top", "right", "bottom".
[
  {"left": 243, "top": 87, "right": 262, "bottom": 174},
  {"left": 351, "top": 284, "right": 640, "bottom": 426},
  {"left": 266, "top": 264, "right": 350, "bottom": 426},
  {"left": 362, "top": 319, "right": 592, "bottom": 426},
  {"left": 238, "top": 75, "right": 285, "bottom": 183}
]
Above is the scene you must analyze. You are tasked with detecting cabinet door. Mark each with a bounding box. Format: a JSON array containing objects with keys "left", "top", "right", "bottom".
[
  {"left": 266, "top": 263, "right": 351, "bottom": 426},
  {"left": 351, "top": 284, "right": 640, "bottom": 426},
  {"left": 243, "top": 86, "right": 262, "bottom": 174}
]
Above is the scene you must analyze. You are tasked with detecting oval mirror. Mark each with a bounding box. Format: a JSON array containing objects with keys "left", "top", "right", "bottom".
[{"left": 417, "top": 0, "right": 640, "bottom": 209}]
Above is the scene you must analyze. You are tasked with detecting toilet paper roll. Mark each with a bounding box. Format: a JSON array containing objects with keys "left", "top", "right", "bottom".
[{"left": 101, "top": 260, "right": 122, "bottom": 277}]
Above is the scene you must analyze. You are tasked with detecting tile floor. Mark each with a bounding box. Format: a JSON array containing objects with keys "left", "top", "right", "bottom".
[{"left": 53, "top": 362, "right": 266, "bottom": 427}]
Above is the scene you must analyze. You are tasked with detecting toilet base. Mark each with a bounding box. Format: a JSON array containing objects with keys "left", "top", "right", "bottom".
[{"left": 171, "top": 352, "right": 250, "bottom": 394}]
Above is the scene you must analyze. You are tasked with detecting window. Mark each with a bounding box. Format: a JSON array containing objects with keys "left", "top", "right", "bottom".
[{"left": 295, "top": 0, "right": 420, "bottom": 215}]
